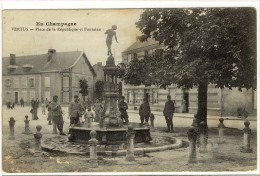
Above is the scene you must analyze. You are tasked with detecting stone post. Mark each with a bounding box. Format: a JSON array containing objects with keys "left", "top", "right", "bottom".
[
  {"left": 126, "top": 125, "right": 136, "bottom": 161},
  {"left": 52, "top": 120, "right": 58, "bottom": 134},
  {"left": 34, "top": 125, "right": 42, "bottom": 152},
  {"left": 199, "top": 121, "right": 208, "bottom": 153},
  {"left": 89, "top": 130, "right": 98, "bottom": 168},
  {"left": 187, "top": 127, "right": 197, "bottom": 164},
  {"left": 217, "top": 118, "right": 225, "bottom": 144},
  {"left": 240, "top": 120, "right": 253, "bottom": 153},
  {"left": 8, "top": 117, "right": 16, "bottom": 140},
  {"left": 23, "top": 115, "right": 31, "bottom": 134}
]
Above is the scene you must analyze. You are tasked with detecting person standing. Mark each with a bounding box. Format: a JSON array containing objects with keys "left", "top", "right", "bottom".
[
  {"left": 93, "top": 99, "right": 104, "bottom": 123},
  {"left": 118, "top": 96, "right": 129, "bottom": 124},
  {"left": 20, "top": 98, "right": 24, "bottom": 107},
  {"left": 46, "top": 101, "right": 52, "bottom": 125},
  {"left": 49, "top": 95, "right": 65, "bottom": 135},
  {"left": 69, "top": 95, "right": 82, "bottom": 126},
  {"left": 163, "top": 95, "right": 175, "bottom": 133},
  {"left": 31, "top": 98, "right": 38, "bottom": 120},
  {"left": 139, "top": 98, "right": 151, "bottom": 125},
  {"left": 41, "top": 98, "right": 46, "bottom": 115}
]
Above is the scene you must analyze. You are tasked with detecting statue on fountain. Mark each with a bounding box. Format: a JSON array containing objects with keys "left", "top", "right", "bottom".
[{"left": 105, "top": 25, "right": 118, "bottom": 56}]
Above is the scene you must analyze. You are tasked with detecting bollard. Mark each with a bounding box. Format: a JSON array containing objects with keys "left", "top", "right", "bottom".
[
  {"left": 199, "top": 121, "right": 208, "bottom": 153},
  {"left": 52, "top": 121, "right": 58, "bottom": 134},
  {"left": 150, "top": 113, "right": 155, "bottom": 129},
  {"left": 23, "top": 115, "right": 31, "bottom": 134},
  {"left": 126, "top": 125, "right": 136, "bottom": 161},
  {"left": 8, "top": 117, "right": 16, "bottom": 140},
  {"left": 34, "top": 125, "right": 42, "bottom": 152},
  {"left": 240, "top": 120, "right": 253, "bottom": 153},
  {"left": 89, "top": 130, "right": 98, "bottom": 168},
  {"left": 187, "top": 127, "right": 198, "bottom": 164},
  {"left": 217, "top": 118, "right": 225, "bottom": 144}
]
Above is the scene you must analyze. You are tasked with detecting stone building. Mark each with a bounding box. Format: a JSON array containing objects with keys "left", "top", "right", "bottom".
[
  {"left": 2, "top": 49, "right": 96, "bottom": 104},
  {"left": 122, "top": 39, "right": 257, "bottom": 116}
]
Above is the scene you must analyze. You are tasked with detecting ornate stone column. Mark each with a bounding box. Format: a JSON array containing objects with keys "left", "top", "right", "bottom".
[
  {"left": 34, "top": 125, "right": 42, "bottom": 152},
  {"left": 199, "top": 121, "right": 208, "bottom": 153},
  {"left": 240, "top": 120, "right": 253, "bottom": 153},
  {"left": 187, "top": 127, "right": 197, "bottom": 164},
  {"left": 89, "top": 130, "right": 98, "bottom": 168},
  {"left": 217, "top": 118, "right": 225, "bottom": 144},
  {"left": 126, "top": 125, "right": 136, "bottom": 161},
  {"left": 23, "top": 115, "right": 31, "bottom": 134}
]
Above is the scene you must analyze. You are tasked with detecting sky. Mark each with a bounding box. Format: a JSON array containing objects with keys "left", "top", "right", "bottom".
[{"left": 2, "top": 9, "right": 143, "bottom": 65}]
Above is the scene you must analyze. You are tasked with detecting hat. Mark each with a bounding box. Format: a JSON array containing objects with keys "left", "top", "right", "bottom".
[
  {"left": 53, "top": 95, "right": 58, "bottom": 98},
  {"left": 74, "top": 95, "right": 79, "bottom": 98}
]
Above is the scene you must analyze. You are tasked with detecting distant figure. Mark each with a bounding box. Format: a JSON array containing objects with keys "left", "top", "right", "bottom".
[
  {"left": 182, "top": 99, "right": 186, "bottom": 113},
  {"left": 84, "top": 106, "right": 94, "bottom": 128},
  {"left": 93, "top": 99, "right": 104, "bottom": 123},
  {"left": 163, "top": 95, "right": 175, "bottom": 133},
  {"left": 31, "top": 98, "right": 39, "bottom": 120},
  {"left": 49, "top": 95, "right": 65, "bottom": 135},
  {"left": 46, "top": 101, "right": 52, "bottom": 125},
  {"left": 69, "top": 95, "right": 82, "bottom": 126},
  {"left": 20, "top": 98, "right": 24, "bottom": 107},
  {"left": 139, "top": 98, "right": 151, "bottom": 125},
  {"left": 118, "top": 96, "right": 129, "bottom": 124},
  {"left": 105, "top": 25, "right": 118, "bottom": 56},
  {"left": 41, "top": 98, "right": 46, "bottom": 115}
]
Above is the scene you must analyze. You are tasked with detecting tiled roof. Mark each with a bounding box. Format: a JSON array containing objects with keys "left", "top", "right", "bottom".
[
  {"left": 122, "top": 38, "right": 159, "bottom": 53},
  {"left": 2, "top": 51, "right": 96, "bottom": 76}
]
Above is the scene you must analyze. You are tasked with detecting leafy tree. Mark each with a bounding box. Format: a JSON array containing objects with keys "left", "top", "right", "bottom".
[
  {"left": 79, "top": 79, "right": 89, "bottom": 101},
  {"left": 95, "top": 81, "right": 104, "bottom": 99},
  {"left": 125, "top": 8, "right": 256, "bottom": 125}
]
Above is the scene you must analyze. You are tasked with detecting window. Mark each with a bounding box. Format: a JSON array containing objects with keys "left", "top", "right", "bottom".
[
  {"left": 45, "top": 77, "right": 50, "bottom": 88},
  {"left": 127, "top": 54, "right": 131, "bottom": 63},
  {"left": 5, "top": 79, "right": 11, "bottom": 88},
  {"left": 63, "top": 76, "right": 69, "bottom": 88},
  {"left": 6, "top": 91, "right": 11, "bottom": 102},
  {"left": 13, "top": 77, "right": 19, "bottom": 88},
  {"left": 21, "top": 77, "right": 27, "bottom": 88},
  {"left": 21, "top": 90, "right": 27, "bottom": 102},
  {"left": 44, "top": 91, "right": 50, "bottom": 101},
  {"left": 29, "top": 77, "right": 35, "bottom": 88},
  {"left": 62, "top": 91, "right": 70, "bottom": 103},
  {"left": 133, "top": 53, "right": 137, "bottom": 59},
  {"left": 30, "top": 90, "right": 35, "bottom": 100}
]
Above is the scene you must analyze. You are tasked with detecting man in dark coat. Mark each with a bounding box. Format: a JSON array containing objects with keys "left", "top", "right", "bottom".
[
  {"left": 139, "top": 98, "right": 151, "bottom": 125},
  {"left": 118, "top": 96, "right": 129, "bottom": 124},
  {"left": 163, "top": 95, "right": 175, "bottom": 132}
]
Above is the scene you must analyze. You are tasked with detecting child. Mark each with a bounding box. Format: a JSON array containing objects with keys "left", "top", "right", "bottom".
[{"left": 84, "top": 106, "right": 94, "bottom": 128}]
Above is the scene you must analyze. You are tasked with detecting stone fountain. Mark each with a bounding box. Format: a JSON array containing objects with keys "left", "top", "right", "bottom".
[{"left": 68, "top": 55, "right": 152, "bottom": 144}]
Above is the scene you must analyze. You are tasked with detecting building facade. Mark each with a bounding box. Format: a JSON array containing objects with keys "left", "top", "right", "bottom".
[
  {"left": 2, "top": 49, "right": 96, "bottom": 105},
  {"left": 122, "top": 39, "right": 257, "bottom": 116}
]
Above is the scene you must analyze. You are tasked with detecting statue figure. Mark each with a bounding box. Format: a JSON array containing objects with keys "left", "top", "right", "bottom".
[{"left": 105, "top": 25, "right": 118, "bottom": 56}]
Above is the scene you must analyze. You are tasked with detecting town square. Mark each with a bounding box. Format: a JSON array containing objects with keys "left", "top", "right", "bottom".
[{"left": 1, "top": 6, "right": 258, "bottom": 175}]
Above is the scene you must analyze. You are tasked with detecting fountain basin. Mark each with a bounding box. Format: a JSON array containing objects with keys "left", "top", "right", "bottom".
[{"left": 68, "top": 122, "right": 152, "bottom": 144}]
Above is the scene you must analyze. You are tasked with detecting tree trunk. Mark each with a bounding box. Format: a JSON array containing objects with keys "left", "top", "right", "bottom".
[{"left": 197, "top": 82, "right": 208, "bottom": 127}]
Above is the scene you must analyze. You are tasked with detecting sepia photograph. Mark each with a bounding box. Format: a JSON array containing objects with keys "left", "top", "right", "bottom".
[{"left": 1, "top": 1, "right": 259, "bottom": 175}]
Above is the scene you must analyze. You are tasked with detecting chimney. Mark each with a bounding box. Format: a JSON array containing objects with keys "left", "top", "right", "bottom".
[
  {"left": 10, "top": 54, "right": 16, "bottom": 65},
  {"left": 97, "top": 62, "right": 102, "bottom": 67},
  {"left": 47, "top": 49, "right": 56, "bottom": 62}
]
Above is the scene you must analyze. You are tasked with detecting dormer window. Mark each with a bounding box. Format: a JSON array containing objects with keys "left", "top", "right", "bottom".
[
  {"left": 7, "top": 65, "right": 18, "bottom": 72},
  {"left": 22, "top": 64, "right": 34, "bottom": 69}
]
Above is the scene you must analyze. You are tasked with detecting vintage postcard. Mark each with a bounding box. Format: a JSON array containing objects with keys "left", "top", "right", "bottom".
[{"left": 1, "top": 1, "right": 259, "bottom": 175}]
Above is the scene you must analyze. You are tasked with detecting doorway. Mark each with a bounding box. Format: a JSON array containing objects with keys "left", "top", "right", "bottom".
[{"left": 14, "top": 92, "right": 19, "bottom": 104}]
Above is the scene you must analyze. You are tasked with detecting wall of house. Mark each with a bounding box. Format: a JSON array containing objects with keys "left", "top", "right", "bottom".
[
  {"left": 71, "top": 55, "right": 95, "bottom": 102},
  {"left": 222, "top": 88, "right": 254, "bottom": 116},
  {"left": 2, "top": 74, "right": 41, "bottom": 105}
]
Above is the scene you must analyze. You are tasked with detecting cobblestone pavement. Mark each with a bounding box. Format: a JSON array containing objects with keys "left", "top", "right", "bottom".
[{"left": 1, "top": 106, "right": 258, "bottom": 173}]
